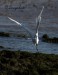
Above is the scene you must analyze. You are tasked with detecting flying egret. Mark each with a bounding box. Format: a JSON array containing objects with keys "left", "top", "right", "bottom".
[{"left": 8, "top": 6, "right": 44, "bottom": 51}]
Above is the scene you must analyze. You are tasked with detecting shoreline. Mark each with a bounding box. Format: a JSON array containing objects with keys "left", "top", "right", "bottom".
[{"left": 0, "top": 50, "right": 58, "bottom": 75}]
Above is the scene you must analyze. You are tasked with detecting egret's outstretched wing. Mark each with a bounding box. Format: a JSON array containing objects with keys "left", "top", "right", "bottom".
[
  {"left": 39, "top": 6, "right": 44, "bottom": 18},
  {"left": 8, "top": 17, "right": 22, "bottom": 26},
  {"left": 8, "top": 17, "right": 34, "bottom": 38},
  {"left": 36, "top": 6, "right": 44, "bottom": 29}
]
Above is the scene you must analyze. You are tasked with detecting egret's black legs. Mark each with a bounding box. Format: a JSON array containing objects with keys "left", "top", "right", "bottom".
[{"left": 36, "top": 45, "right": 38, "bottom": 52}]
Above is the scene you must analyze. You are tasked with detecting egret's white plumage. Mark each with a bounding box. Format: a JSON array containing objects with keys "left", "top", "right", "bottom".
[
  {"left": 8, "top": 6, "right": 44, "bottom": 51},
  {"left": 8, "top": 17, "right": 22, "bottom": 25}
]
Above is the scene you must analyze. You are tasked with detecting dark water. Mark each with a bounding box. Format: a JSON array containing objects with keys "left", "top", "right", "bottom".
[{"left": 0, "top": 16, "right": 58, "bottom": 54}]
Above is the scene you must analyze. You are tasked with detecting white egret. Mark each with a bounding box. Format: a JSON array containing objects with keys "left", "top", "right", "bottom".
[{"left": 8, "top": 6, "right": 44, "bottom": 51}]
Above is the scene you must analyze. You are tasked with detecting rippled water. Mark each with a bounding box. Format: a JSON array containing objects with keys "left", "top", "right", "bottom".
[
  {"left": 0, "top": 16, "right": 58, "bottom": 54},
  {"left": 0, "top": 36, "right": 58, "bottom": 54}
]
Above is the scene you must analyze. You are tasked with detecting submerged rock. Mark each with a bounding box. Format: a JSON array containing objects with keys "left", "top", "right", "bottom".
[
  {"left": 42, "top": 34, "right": 58, "bottom": 43},
  {"left": 0, "top": 46, "right": 4, "bottom": 48},
  {"left": 0, "top": 32, "right": 10, "bottom": 37}
]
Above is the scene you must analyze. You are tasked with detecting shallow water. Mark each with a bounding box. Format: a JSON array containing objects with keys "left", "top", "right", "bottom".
[
  {"left": 0, "top": 16, "right": 58, "bottom": 54},
  {"left": 0, "top": 36, "right": 58, "bottom": 54}
]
